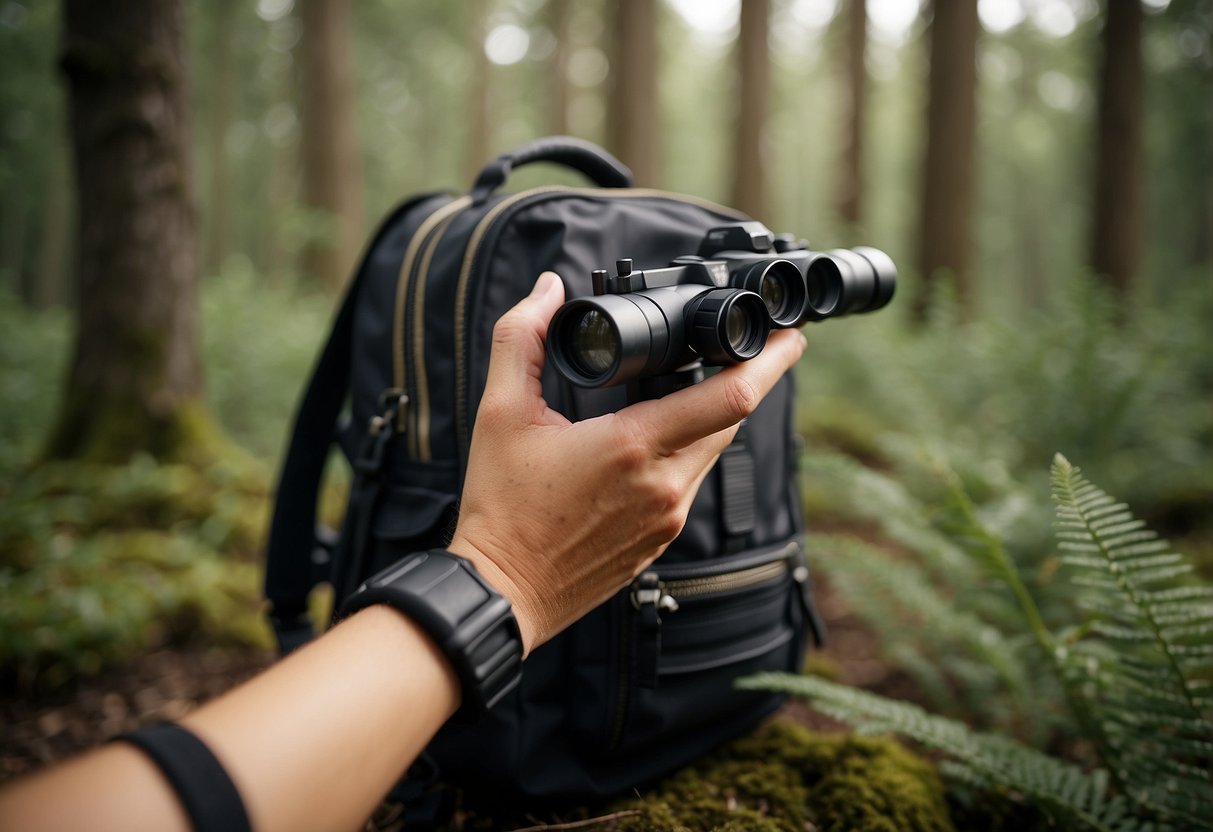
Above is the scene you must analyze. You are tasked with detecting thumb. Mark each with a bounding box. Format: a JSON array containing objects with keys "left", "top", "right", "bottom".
[{"left": 481, "top": 271, "right": 566, "bottom": 416}]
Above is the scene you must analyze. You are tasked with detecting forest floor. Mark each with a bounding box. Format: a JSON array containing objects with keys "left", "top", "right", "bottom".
[{"left": 0, "top": 575, "right": 910, "bottom": 787}]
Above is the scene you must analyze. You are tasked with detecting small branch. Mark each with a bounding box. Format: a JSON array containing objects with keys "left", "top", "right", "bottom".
[{"left": 507, "top": 810, "right": 642, "bottom": 832}]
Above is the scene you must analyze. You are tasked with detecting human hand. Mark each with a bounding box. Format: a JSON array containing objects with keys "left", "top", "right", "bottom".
[{"left": 449, "top": 271, "right": 806, "bottom": 655}]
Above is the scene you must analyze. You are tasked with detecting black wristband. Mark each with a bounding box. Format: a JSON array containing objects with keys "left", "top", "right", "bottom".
[
  {"left": 338, "top": 549, "right": 523, "bottom": 717},
  {"left": 116, "top": 722, "right": 251, "bottom": 832}
]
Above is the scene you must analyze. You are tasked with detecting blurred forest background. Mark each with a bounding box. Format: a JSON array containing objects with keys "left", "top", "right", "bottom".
[{"left": 1, "top": 0, "right": 1211, "bottom": 828}]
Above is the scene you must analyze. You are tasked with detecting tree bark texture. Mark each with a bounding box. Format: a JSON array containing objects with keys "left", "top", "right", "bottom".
[
  {"left": 835, "top": 0, "right": 867, "bottom": 229},
  {"left": 1, "top": 193, "right": 26, "bottom": 302},
  {"left": 1091, "top": 0, "right": 1144, "bottom": 294},
  {"left": 730, "top": 0, "right": 771, "bottom": 221},
  {"left": 917, "top": 0, "right": 979, "bottom": 320},
  {"left": 35, "top": 117, "right": 71, "bottom": 310},
  {"left": 297, "top": 0, "right": 365, "bottom": 290},
  {"left": 467, "top": 0, "right": 492, "bottom": 179},
  {"left": 607, "top": 0, "right": 660, "bottom": 187},
  {"left": 50, "top": 0, "right": 212, "bottom": 462}
]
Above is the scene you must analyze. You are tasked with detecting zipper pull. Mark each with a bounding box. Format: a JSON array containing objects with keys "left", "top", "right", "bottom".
[
  {"left": 377, "top": 388, "right": 410, "bottom": 434},
  {"left": 630, "top": 572, "right": 676, "bottom": 689},
  {"left": 356, "top": 390, "right": 408, "bottom": 476},
  {"left": 790, "top": 542, "right": 826, "bottom": 647}
]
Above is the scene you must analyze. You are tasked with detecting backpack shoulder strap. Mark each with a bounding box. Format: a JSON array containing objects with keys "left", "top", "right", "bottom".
[{"left": 263, "top": 193, "right": 448, "bottom": 654}]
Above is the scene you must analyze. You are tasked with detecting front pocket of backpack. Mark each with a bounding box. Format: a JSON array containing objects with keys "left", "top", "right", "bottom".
[
  {"left": 600, "top": 539, "right": 810, "bottom": 761},
  {"left": 366, "top": 475, "right": 459, "bottom": 575}
]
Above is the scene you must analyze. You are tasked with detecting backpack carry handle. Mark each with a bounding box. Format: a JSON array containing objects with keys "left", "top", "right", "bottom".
[{"left": 470, "top": 136, "right": 634, "bottom": 204}]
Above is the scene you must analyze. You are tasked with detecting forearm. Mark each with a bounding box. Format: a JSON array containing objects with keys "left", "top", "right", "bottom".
[{"left": 0, "top": 606, "right": 460, "bottom": 832}]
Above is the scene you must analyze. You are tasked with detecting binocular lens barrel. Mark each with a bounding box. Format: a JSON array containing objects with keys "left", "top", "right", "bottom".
[
  {"left": 801, "top": 255, "right": 844, "bottom": 322},
  {"left": 730, "top": 259, "right": 807, "bottom": 328},
  {"left": 824, "top": 247, "right": 897, "bottom": 315},
  {"left": 686, "top": 288, "right": 770, "bottom": 364},
  {"left": 549, "top": 286, "right": 770, "bottom": 388},
  {"left": 794, "top": 246, "right": 897, "bottom": 324}
]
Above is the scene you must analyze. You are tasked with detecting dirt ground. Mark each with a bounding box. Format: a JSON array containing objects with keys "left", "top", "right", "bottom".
[{"left": 1, "top": 647, "right": 274, "bottom": 782}]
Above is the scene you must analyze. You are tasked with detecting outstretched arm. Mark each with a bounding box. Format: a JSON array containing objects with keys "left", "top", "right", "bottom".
[{"left": 0, "top": 271, "right": 806, "bottom": 832}]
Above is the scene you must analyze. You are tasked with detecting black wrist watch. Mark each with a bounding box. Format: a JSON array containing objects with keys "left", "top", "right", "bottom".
[{"left": 338, "top": 549, "right": 523, "bottom": 715}]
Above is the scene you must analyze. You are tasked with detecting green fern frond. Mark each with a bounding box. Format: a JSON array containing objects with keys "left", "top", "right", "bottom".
[
  {"left": 738, "top": 673, "right": 1160, "bottom": 832},
  {"left": 809, "top": 533, "right": 1036, "bottom": 720},
  {"left": 1051, "top": 454, "right": 1213, "bottom": 826},
  {"left": 801, "top": 449, "right": 993, "bottom": 592}
]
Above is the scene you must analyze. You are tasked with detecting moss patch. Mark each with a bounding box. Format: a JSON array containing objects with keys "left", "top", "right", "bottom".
[
  {"left": 453, "top": 721, "right": 955, "bottom": 831},
  {"left": 0, "top": 454, "right": 274, "bottom": 690},
  {"left": 43, "top": 393, "right": 235, "bottom": 469},
  {"left": 607, "top": 721, "right": 955, "bottom": 832}
]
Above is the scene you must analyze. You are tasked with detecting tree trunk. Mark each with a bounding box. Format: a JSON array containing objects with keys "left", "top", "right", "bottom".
[
  {"left": 549, "top": 0, "right": 572, "bottom": 136},
  {"left": 297, "top": 0, "right": 365, "bottom": 290},
  {"left": 916, "top": 0, "right": 979, "bottom": 320},
  {"left": 467, "top": 0, "right": 492, "bottom": 179},
  {"left": 1090, "top": 0, "right": 1144, "bottom": 294},
  {"left": 607, "top": 0, "right": 660, "bottom": 187},
  {"left": 48, "top": 0, "right": 216, "bottom": 463},
  {"left": 730, "top": 0, "right": 771, "bottom": 221},
  {"left": 203, "top": 0, "right": 238, "bottom": 279},
  {"left": 35, "top": 115, "right": 72, "bottom": 310},
  {"left": 1, "top": 196, "right": 26, "bottom": 303},
  {"left": 835, "top": 0, "right": 867, "bottom": 230}
]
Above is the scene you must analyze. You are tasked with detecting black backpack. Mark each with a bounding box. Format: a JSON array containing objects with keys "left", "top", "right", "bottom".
[{"left": 264, "top": 137, "right": 824, "bottom": 806}]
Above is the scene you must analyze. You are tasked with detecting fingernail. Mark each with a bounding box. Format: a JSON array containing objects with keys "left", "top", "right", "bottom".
[{"left": 530, "top": 271, "right": 560, "bottom": 298}]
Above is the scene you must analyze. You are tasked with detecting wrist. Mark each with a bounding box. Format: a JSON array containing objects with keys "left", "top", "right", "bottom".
[
  {"left": 338, "top": 550, "right": 524, "bottom": 714},
  {"left": 447, "top": 533, "right": 540, "bottom": 656}
]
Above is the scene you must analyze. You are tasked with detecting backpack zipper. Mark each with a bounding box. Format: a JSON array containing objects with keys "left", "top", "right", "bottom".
[
  {"left": 450, "top": 187, "right": 746, "bottom": 469},
  {"left": 390, "top": 195, "right": 470, "bottom": 444},
  {"left": 410, "top": 212, "right": 461, "bottom": 461},
  {"left": 632, "top": 556, "right": 800, "bottom": 609},
  {"left": 608, "top": 541, "right": 809, "bottom": 749},
  {"left": 628, "top": 541, "right": 806, "bottom": 625}
]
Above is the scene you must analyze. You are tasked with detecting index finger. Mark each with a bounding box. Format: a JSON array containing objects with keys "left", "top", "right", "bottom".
[{"left": 622, "top": 328, "right": 807, "bottom": 455}]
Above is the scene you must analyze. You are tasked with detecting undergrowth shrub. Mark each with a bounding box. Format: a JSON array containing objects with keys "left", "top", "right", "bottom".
[
  {"left": 0, "top": 271, "right": 347, "bottom": 687},
  {"left": 200, "top": 260, "right": 334, "bottom": 460},
  {"left": 745, "top": 456, "right": 1213, "bottom": 831},
  {"left": 0, "top": 289, "right": 70, "bottom": 475},
  {"left": 0, "top": 456, "right": 273, "bottom": 689}
]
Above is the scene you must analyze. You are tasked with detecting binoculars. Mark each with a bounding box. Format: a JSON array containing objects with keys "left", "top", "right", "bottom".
[{"left": 547, "top": 222, "right": 896, "bottom": 390}]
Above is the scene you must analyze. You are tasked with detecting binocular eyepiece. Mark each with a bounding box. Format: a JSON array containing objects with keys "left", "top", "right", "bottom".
[{"left": 547, "top": 222, "right": 896, "bottom": 389}]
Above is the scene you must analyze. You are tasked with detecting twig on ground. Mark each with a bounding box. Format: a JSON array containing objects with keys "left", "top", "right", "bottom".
[{"left": 506, "top": 809, "right": 642, "bottom": 831}]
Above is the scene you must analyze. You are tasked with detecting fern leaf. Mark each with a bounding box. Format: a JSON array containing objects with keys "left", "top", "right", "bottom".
[
  {"left": 1051, "top": 454, "right": 1213, "bottom": 827},
  {"left": 809, "top": 532, "right": 1036, "bottom": 721},
  {"left": 739, "top": 673, "right": 1158, "bottom": 832}
]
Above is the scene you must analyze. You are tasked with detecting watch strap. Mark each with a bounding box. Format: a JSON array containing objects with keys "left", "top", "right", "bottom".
[{"left": 338, "top": 550, "right": 523, "bottom": 715}]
